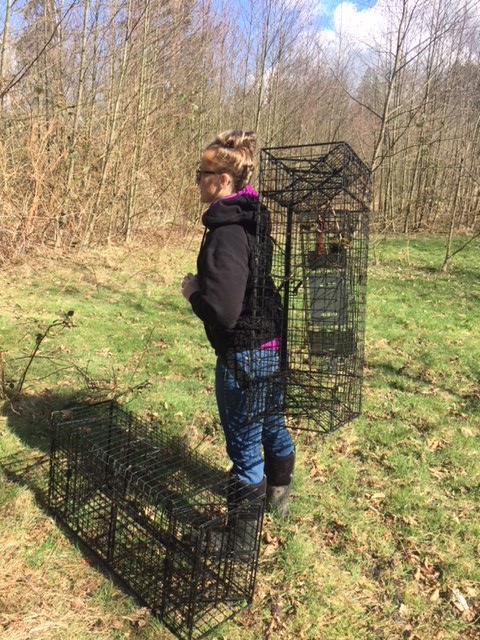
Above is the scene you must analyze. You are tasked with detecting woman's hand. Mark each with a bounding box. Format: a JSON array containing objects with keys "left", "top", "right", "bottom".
[{"left": 181, "top": 273, "right": 200, "bottom": 300}]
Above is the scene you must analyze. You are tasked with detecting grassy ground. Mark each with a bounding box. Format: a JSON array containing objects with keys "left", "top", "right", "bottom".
[{"left": 0, "top": 235, "right": 478, "bottom": 640}]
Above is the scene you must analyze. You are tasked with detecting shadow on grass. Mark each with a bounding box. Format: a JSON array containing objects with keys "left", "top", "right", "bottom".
[
  {"left": 419, "top": 261, "right": 480, "bottom": 281},
  {"left": 2, "top": 389, "right": 87, "bottom": 450},
  {"left": 0, "top": 392, "right": 243, "bottom": 640},
  {"left": 368, "top": 361, "right": 478, "bottom": 411},
  {"left": 0, "top": 389, "right": 90, "bottom": 507},
  {"left": 0, "top": 390, "right": 228, "bottom": 542},
  {"left": 1, "top": 389, "right": 226, "bottom": 504},
  {"left": 0, "top": 392, "right": 156, "bottom": 634}
]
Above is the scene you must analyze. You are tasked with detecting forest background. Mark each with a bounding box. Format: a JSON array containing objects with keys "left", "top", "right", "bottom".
[{"left": 0, "top": 0, "right": 479, "bottom": 261}]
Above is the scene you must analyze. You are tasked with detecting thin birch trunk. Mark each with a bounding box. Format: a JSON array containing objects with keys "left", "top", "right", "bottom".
[
  {"left": 440, "top": 157, "right": 463, "bottom": 272},
  {"left": 86, "top": 0, "right": 133, "bottom": 244},
  {"left": 124, "top": 0, "right": 150, "bottom": 242},
  {"left": 0, "top": 0, "right": 11, "bottom": 113},
  {"left": 56, "top": 0, "right": 90, "bottom": 246}
]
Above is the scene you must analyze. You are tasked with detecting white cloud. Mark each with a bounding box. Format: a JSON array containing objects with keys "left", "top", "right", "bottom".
[
  {"left": 332, "top": 1, "right": 387, "bottom": 47},
  {"left": 262, "top": 0, "right": 480, "bottom": 88},
  {"left": 322, "top": 0, "right": 480, "bottom": 56}
]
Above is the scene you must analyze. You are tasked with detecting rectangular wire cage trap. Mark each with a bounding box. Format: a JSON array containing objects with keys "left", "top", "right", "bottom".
[
  {"left": 48, "top": 401, "right": 264, "bottom": 640},
  {"left": 254, "top": 142, "right": 370, "bottom": 432}
]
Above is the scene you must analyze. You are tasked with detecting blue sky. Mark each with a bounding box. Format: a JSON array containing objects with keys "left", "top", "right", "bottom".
[
  {"left": 0, "top": 0, "right": 381, "bottom": 40},
  {"left": 324, "top": 0, "right": 377, "bottom": 9},
  {"left": 318, "top": 0, "right": 378, "bottom": 29}
]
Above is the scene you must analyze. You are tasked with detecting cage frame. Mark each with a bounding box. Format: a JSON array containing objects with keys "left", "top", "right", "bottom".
[
  {"left": 253, "top": 140, "right": 371, "bottom": 433},
  {"left": 48, "top": 400, "right": 264, "bottom": 640}
]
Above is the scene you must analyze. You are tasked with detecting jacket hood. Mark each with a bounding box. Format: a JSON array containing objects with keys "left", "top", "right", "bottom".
[{"left": 202, "top": 193, "right": 259, "bottom": 233}]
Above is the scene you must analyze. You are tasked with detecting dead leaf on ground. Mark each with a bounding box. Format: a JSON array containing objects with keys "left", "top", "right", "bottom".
[
  {"left": 262, "top": 532, "right": 280, "bottom": 556},
  {"left": 429, "top": 466, "right": 447, "bottom": 480},
  {"left": 71, "top": 596, "right": 86, "bottom": 611},
  {"left": 263, "top": 531, "right": 276, "bottom": 545},
  {"left": 426, "top": 438, "right": 446, "bottom": 452},
  {"left": 413, "top": 557, "right": 443, "bottom": 595},
  {"left": 450, "top": 588, "right": 468, "bottom": 611},
  {"left": 367, "top": 492, "right": 386, "bottom": 504},
  {"left": 110, "top": 619, "right": 124, "bottom": 630},
  {"left": 265, "top": 596, "right": 287, "bottom": 639},
  {"left": 402, "top": 625, "right": 422, "bottom": 640},
  {"left": 122, "top": 606, "right": 150, "bottom": 628},
  {"left": 309, "top": 464, "right": 328, "bottom": 482},
  {"left": 450, "top": 587, "right": 476, "bottom": 620},
  {"left": 430, "top": 587, "right": 441, "bottom": 602}
]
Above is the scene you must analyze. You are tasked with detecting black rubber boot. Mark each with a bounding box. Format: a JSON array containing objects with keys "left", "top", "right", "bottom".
[
  {"left": 226, "top": 475, "right": 266, "bottom": 558},
  {"left": 264, "top": 451, "right": 295, "bottom": 518}
]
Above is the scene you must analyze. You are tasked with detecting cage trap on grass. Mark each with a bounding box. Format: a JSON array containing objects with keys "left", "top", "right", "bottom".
[{"left": 49, "top": 400, "right": 264, "bottom": 640}]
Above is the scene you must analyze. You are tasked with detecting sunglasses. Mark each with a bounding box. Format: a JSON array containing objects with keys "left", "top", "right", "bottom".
[{"left": 195, "top": 168, "right": 223, "bottom": 184}]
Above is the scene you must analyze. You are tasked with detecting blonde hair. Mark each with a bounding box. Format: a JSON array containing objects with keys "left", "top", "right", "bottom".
[{"left": 203, "top": 130, "right": 256, "bottom": 191}]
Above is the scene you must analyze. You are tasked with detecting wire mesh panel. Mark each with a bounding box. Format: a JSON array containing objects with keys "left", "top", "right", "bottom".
[
  {"left": 48, "top": 401, "right": 264, "bottom": 640},
  {"left": 256, "top": 142, "right": 370, "bottom": 432}
]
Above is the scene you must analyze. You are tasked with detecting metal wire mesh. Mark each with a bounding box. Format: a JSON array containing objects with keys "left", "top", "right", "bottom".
[
  {"left": 255, "top": 142, "right": 370, "bottom": 432},
  {"left": 48, "top": 401, "right": 264, "bottom": 640}
]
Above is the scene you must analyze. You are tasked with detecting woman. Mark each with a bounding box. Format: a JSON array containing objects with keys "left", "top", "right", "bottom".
[{"left": 181, "top": 130, "right": 294, "bottom": 520}]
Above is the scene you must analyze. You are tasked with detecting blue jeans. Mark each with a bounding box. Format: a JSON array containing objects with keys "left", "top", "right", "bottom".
[{"left": 215, "top": 348, "right": 294, "bottom": 485}]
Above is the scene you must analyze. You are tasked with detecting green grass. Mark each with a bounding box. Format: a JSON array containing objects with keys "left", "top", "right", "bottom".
[{"left": 0, "top": 235, "right": 479, "bottom": 639}]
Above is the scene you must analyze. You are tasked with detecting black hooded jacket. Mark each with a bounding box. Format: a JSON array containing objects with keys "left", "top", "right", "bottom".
[{"left": 189, "top": 192, "right": 281, "bottom": 355}]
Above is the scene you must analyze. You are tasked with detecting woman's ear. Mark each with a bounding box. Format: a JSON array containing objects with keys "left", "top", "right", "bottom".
[{"left": 219, "top": 172, "right": 233, "bottom": 191}]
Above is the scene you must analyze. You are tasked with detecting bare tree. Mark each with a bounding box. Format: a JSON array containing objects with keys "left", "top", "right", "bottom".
[{"left": 0, "top": 0, "right": 479, "bottom": 258}]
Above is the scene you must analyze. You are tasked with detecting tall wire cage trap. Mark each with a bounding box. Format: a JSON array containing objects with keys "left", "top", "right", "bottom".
[
  {"left": 48, "top": 401, "right": 264, "bottom": 640},
  {"left": 256, "top": 142, "right": 371, "bottom": 432}
]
